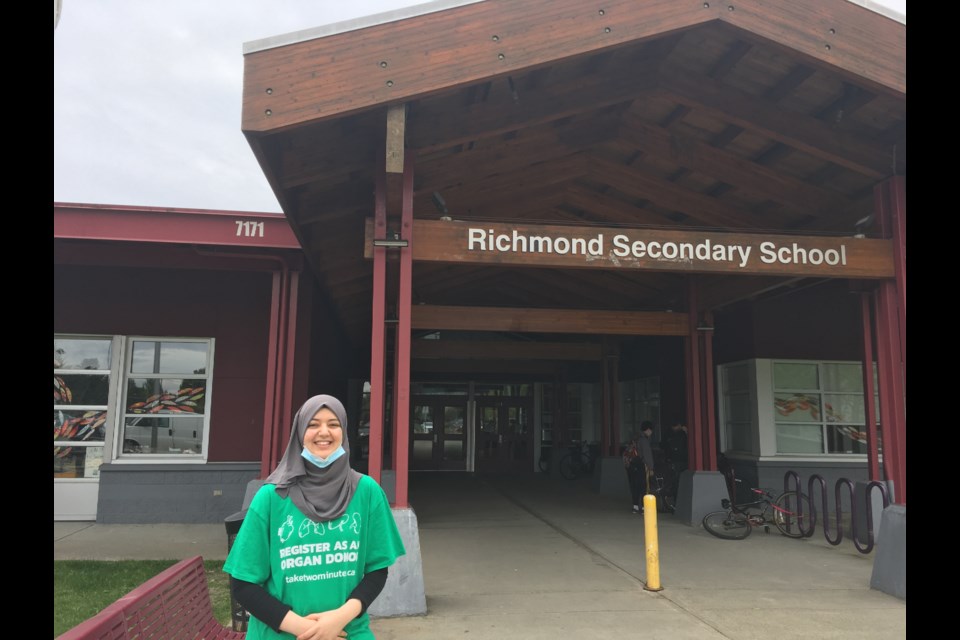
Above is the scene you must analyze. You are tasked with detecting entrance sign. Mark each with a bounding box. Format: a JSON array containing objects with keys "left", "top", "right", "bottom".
[{"left": 365, "top": 219, "right": 894, "bottom": 278}]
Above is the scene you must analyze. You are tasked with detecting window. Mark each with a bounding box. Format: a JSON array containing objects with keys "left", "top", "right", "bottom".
[
  {"left": 721, "top": 364, "right": 753, "bottom": 453},
  {"left": 773, "top": 361, "right": 877, "bottom": 455},
  {"left": 119, "top": 338, "right": 214, "bottom": 459},
  {"left": 54, "top": 337, "right": 114, "bottom": 479},
  {"left": 619, "top": 377, "right": 660, "bottom": 443}
]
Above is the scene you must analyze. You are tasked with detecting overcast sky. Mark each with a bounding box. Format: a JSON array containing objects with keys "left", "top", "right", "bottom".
[{"left": 53, "top": 0, "right": 906, "bottom": 214}]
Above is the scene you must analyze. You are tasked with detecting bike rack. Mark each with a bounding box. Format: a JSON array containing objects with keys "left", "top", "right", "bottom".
[{"left": 785, "top": 471, "right": 889, "bottom": 554}]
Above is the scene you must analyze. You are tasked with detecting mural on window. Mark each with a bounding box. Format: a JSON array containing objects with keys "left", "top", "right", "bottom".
[
  {"left": 773, "top": 362, "right": 878, "bottom": 455},
  {"left": 54, "top": 338, "right": 111, "bottom": 479},
  {"left": 121, "top": 340, "right": 211, "bottom": 456}
]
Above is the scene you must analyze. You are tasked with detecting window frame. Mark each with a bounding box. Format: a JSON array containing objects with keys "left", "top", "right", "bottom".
[
  {"left": 717, "top": 358, "right": 878, "bottom": 460},
  {"left": 112, "top": 336, "right": 215, "bottom": 464},
  {"left": 53, "top": 334, "right": 122, "bottom": 481}
]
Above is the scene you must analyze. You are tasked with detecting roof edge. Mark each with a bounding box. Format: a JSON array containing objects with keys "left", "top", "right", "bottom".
[
  {"left": 846, "top": 0, "right": 905, "bottom": 25},
  {"left": 243, "top": 0, "right": 486, "bottom": 55}
]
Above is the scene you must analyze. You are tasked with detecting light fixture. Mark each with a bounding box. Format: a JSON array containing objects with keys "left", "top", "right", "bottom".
[
  {"left": 372, "top": 238, "right": 409, "bottom": 248},
  {"left": 372, "top": 231, "right": 408, "bottom": 248},
  {"left": 696, "top": 324, "right": 715, "bottom": 332}
]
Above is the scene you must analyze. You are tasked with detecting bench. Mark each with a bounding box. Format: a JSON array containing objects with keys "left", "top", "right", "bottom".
[{"left": 57, "top": 555, "right": 245, "bottom": 640}]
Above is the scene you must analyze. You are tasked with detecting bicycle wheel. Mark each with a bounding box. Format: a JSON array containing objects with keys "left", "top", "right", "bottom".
[
  {"left": 538, "top": 455, "right": 550, "bottom": 473},
  {"left": 660, "top": 491, "right": 676, "bottom": 513},
  {"left": 558, "top": 453, "right": 578, "bottom": 480},
  {"left": 702, "top": 510, "right": 752, "bottom": 540},
  {"left": 772, "top": 492, "right": 815, "bottom": 538}
]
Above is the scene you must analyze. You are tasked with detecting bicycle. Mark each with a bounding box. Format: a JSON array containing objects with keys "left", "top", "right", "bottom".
[
  {"left": 558, "top": 441, "right": 598, "bottom": 480},
  {"left": 538, "top": 446, "right": 551, "bottom": 473},
  {"left": 647, "top": 453, "right": 679, "bottom": 513},
  {"left": 701, "top": 480, "right": 815, "bottom": 540}
]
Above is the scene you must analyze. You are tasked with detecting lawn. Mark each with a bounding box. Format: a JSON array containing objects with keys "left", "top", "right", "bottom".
[{"left": 53, "top": 559, "right": 233, "bottom": 638}]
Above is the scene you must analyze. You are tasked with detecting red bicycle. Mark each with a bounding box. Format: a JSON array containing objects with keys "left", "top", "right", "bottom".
[{"left": 702, "top": 482, "right": 815, "bottom": 540}]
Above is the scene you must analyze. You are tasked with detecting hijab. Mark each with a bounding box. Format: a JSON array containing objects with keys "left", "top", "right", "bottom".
[{"left": 264, "top": 394, "right": 362, "bottom": 522}]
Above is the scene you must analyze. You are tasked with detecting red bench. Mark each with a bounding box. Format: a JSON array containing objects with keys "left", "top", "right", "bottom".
[{"left": 57, "top": 555, "right": 245, "bottom": 640}]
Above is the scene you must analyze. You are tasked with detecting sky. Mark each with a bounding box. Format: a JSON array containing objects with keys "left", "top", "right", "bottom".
[{"left": 53, "top": 0, "right": 906, "bottom": 214}]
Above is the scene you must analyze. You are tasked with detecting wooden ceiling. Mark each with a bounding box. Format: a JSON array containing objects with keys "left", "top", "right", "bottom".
[{"left": 240, "top": 0, "right": 906, "bottom": 359}]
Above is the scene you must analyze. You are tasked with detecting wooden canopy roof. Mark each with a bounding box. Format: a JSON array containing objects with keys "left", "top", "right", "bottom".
[{"left": 240, "top": 0, "right": 906, "bottom": 358}]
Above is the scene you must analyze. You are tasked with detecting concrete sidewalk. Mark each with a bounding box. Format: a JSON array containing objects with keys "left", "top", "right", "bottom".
[{"left": 55, "top": 472, "right": 906, "bottom": 639}]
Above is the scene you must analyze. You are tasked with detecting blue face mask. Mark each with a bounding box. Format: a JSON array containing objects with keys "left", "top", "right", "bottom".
[{"left": 301, "top": 445, "right": 346, "bottom": 469}]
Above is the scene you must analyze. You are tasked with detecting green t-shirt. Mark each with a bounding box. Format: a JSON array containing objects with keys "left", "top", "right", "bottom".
[{"left": 224, "top": 475, "right": 406, "bottom": 639}]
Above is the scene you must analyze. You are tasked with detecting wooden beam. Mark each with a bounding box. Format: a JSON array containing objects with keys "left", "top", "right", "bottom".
[
  {"left": 588, "top": 156, "right": 761, "bottom": 228},
  {"left": 719, "top": 0, "right": 905, "bottom": 98},
  {"left": 656, "top": 69, "right": 893, "bottom": 179},
  {"left": 386, "top": 104, "right": 407, "bottom": 174},
  {"left": 617, "top": 114, "right": 852, "bottom": 214},
  {"left": 411, "top": 304, "right": 689, "bottom": 336},
  {"left": 242, "top": 0, "right": 902, "bottom": 133},
  {"left": 412, "top": 340, "right": 603, "bottom": 361},
  {"left": 366, "top": 218, "right": 896, "bottom": 279},
  {"left": 242, "top": 0, "right": 713, "bottom": 133}
]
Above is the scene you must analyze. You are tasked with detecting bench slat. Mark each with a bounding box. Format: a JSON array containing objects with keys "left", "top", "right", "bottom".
[{"left": 57, "top": 556, "right": 244, "bottom": 640}]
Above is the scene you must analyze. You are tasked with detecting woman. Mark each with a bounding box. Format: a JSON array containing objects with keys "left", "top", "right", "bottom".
[
  {"left": 622, "top": 421, "right": 655, "bottom": 514},
  {"left": 224, "top": 394, "right": 405, "bottom": 640}
]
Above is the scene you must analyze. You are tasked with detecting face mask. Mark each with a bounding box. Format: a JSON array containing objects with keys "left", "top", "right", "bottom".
[{"left": 301, "top": 445, "right": 346, "bottom": 469}]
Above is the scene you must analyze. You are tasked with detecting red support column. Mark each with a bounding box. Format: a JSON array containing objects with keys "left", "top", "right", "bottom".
[
  {"left": 391, "top": 150, "right": 415, "bottom": 508},
  {"left": 260, "top": 271, "right": 283, "bottom": 478},
  {"left": 874, "top": 175, "right": 906, "bottom": 504},
  {"left": 876, "top": 176, "right": 906, "bottom": 370},
  {"left": 279, "top": 270, "right": 300, "bottom": 453},
  {"left": 875, "top": 283, "right": 906, "bottom": 504},
  {"left": 860, "top": 292, "right": 881, "bottom": 482},
  {"left": 610, "top": 355, "right": 620, "bottom": 456},
  {"left": 686, "top": 279, "right": 705, "bottom": 471},
  {"left": 368, "top": 168, "right": 388, "bottom": 486},
  {"left": 701, "top": 311, "right": 717, "bottom": 471},
  {"left": 601, "top": 352, "right": 611, "bottom": 456}
]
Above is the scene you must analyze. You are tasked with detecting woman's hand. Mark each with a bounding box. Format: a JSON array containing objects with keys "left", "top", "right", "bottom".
[
  {"left": 293, "top": 599, "right": 363, "bottom": 640},
  {"left": 295, "top": 611, "right": 348, "bottom": 640}
]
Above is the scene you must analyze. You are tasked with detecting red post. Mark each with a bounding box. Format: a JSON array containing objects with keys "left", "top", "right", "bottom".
[
  {"left": 368, "top": 167, "right": 388, "bottom": 485},
  {"left": 859, "top": 292, "right": 881, "bottom": 482},
  {"left": 874, "top": 175, "right": 906, "bottom": 504},
  {"left": 391, "top": 150, "right": 414, "bottom": 508},
  {"left": 260, "top": 271, "right": 282, "bottom": 478},
  {"left": 701, "top": 311, "right": 717, "bottom": 471},
  {"left": 686, "top": 279, "right": 705, "bottom": 471},
  {"left": 280, "top": 270, "right": 300, "bottom": 455}
]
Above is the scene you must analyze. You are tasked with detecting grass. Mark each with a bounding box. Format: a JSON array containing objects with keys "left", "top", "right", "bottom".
[{"left": 53, "top": 559, "right": 233, "bottom": 638}]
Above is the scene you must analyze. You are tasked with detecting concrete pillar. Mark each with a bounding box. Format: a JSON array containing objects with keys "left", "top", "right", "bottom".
[
  {"left": 369, "top": 507, "right": 427, "bottom": 616},
  {"left": 870, "top": 504, "right": 905, "bottom": 600},
  {"left": 595, "top": 456, "right": 630, "bottom": 500},
  {"left": 673, "top": 469, "right": 729, "bottom": 527},
  {"left": 854, "top": 480, "right": 892, "bottom": 545}
]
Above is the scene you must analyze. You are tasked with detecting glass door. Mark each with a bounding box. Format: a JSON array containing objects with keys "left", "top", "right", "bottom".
[
  {"left": 410, "top": 397, "right": 467, "bottom": 471},
  {"left": 475, "top": 397, "right": 533, "bottom": 473}
]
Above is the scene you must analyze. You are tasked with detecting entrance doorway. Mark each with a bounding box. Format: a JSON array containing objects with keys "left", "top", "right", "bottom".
[
  {"left": 410, "top": 396, "right": 468, "bottom": 470},
  {"left": 475, "top": 397, "right": 533, "bottom": 473}
]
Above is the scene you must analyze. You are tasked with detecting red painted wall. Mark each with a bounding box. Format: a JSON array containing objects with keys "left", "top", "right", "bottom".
[
  {"left": 54, "top": 263, "right": 272, "bottom": 462},
  {"left": 713, "top": 280, "right": 863, "bottom": 364}
]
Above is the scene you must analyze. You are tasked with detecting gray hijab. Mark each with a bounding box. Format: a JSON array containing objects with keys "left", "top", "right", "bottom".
[{"left": 265, "top": 394, "right": 361, "bottom": 522}]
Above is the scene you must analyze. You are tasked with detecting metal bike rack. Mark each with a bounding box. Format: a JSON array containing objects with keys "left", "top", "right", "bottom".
[{"left": 784, "top": 471, "right": 889, "bottom": 554}]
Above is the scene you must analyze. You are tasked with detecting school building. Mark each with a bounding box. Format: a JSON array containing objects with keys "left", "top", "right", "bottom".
[{"left": 54, "top": 0, "right": 905, "bottom": 553}]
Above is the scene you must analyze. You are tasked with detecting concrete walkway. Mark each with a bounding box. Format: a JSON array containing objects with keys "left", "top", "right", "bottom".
[{"left": 54, "top": 472, "right": 905, "bottom": 639}]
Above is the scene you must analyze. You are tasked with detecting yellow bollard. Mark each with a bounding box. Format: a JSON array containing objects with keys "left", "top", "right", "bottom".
[{"left": 642, "top": 493, "right": 663, "bottom": 591}]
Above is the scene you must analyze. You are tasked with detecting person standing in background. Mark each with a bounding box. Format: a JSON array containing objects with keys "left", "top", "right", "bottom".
[
  {"left": 623, "top": 421, "right": 655, "bottom": 514},
  {"left": 662, "top": 422, "right": 689, "bottom": 473}
]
